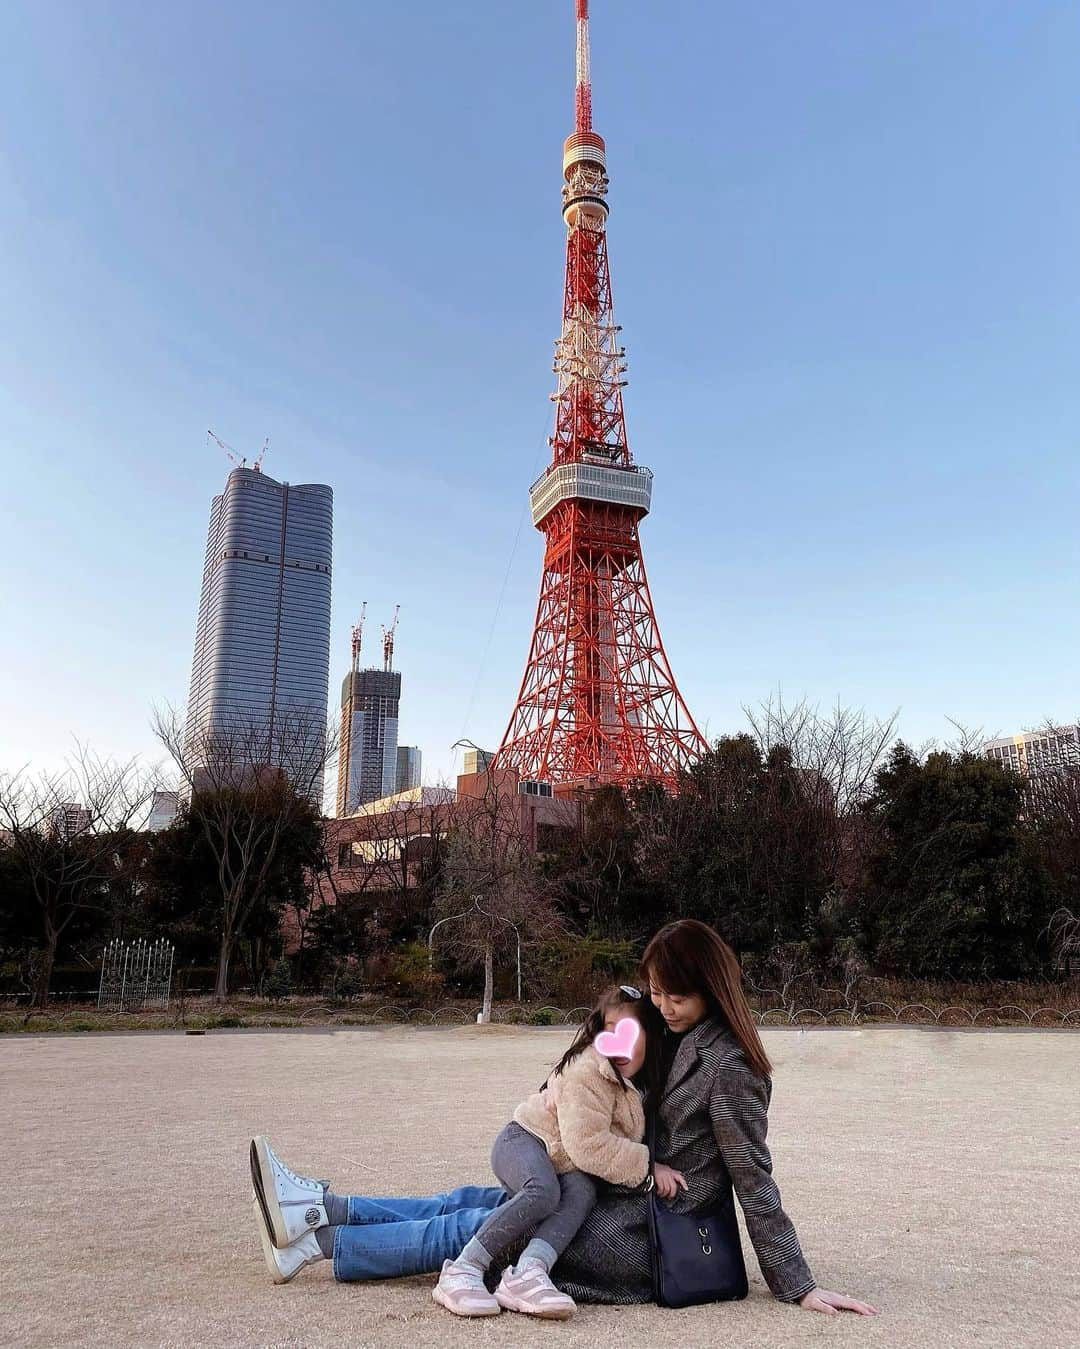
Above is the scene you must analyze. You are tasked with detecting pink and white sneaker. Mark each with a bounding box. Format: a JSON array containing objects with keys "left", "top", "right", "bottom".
[
  {"left": 495, "top": 1263, "right": 576, "bottom": 1319},
  {"left": 431, "top": 1259, "right": 502, "bottom": 1317}
]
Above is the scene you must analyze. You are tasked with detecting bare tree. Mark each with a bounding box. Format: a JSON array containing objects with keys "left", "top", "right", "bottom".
[
  {"left": 322, "top": 787, "right": 453, "bottom": 919},
  {"left": 744, "top": 693, "right": 898, "bottom": 817},
  {"left": 1023, "top": 733, "right": 1080, "bottom": 966},
  {"left": 744, "top": 693, "right": 898, "bottom": 897},
  {"left": 153, "top": 707, "right": 337, "bottom": 1001},
  {"left": 340, "top": 789, "right": 452, "bottom": 922},
  {"left": 0, "top": 747, "right": 160, "bottom": 1006},
  {"left": 433, "top": 771, "right": 566, "bottom": 1022},
  {"left": 940, "top": 718, "right": 990, "bottom": 758},
  {"left": 1046, "top": 908, "right": 1080, "bottom": 975}
]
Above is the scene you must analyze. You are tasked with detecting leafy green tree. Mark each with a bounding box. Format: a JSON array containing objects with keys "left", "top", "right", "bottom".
[
  {"left": 0, "top": 844, "right": 37, "bottom": 993},
  {"left": 634, "top": 736, "right": 841, "bottom": 955},
  {"left": 857, "top": 744, "right": 1055, "bottom": 979},
  {"left": 143, "top": 817, "right": 224, "bottom": 967},
  {"left": 264, "top": 957, "right": 293, "bottom": 1001},
  {"left": 544, "top": 785, "right": 662, "bottom": 941},
  {"left": 303, "top": 892, "right": 375, "bottom": 993},
  {"left": 143, "top": 787, "right": 323, "bottom": 998},
  {"left": 0, "top": 752, "right": 158, "bottom": 1005},
  {"left": 152, "top": 707, "right": 334, "bottom": 1000}
]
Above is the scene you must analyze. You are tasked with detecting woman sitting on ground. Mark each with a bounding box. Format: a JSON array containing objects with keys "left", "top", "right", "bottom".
[{"left": 250, "top": 919, "right": 878, "bottom": 1318}]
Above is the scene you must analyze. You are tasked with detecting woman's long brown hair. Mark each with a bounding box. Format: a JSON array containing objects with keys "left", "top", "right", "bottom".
[{"left": 640, "top": 920, "right": 773, "bottom": 1080}]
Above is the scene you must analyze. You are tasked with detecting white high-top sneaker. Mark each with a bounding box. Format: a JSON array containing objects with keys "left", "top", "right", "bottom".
[
  {"left": 252, "top": 1194, "right": 324, "bottom": 1285},
  {"left": 250, "top": 1135, "right": 328, "bottom": 1249}
]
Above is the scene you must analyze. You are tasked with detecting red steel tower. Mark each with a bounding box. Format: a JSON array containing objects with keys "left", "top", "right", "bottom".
[{"left": 495, "top": 0, "right": 707, "bottom": 789}]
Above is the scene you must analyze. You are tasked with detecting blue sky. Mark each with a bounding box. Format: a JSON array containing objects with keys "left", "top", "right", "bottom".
[{"left": 1, "top": 0, "right": 1077, "bottom": 789}]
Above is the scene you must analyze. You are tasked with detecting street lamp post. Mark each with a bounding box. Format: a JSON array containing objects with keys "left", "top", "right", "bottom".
[
  {"left": 429, "top": 900, "right": 522, "bottom": 1005},
  {"left": 427, "top": 910, "right": 467, "bottom": 971}
]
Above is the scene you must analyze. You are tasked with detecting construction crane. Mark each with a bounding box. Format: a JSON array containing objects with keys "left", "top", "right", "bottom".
[
  {"left": 207, "top": 430, "right": 270, "bottom": 473},
  {"left": 208, "top": 429, "right": 245, "bottom": 468},
  {"left": 381, "top": 605, "right": 400, "bottom": 671},
  {"left": 350, "top": 602, "right": 368, "bottom": 673}
]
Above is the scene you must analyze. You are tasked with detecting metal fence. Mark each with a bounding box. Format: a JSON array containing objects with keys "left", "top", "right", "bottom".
[
  {"left": 4, "top": 992, "right": 1080, "bottom": 1030},
  {"left": 97, "top": 939, "right": 175, "bottom": 1011}
]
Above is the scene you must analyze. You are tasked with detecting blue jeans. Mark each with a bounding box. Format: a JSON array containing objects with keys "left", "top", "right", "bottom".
[{"left": 331, "top": 1185, "right": 507, "bottom": 1282}]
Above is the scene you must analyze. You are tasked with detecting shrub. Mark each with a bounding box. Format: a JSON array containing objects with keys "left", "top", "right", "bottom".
[
  {"left": 264, "top": 958, "right": 293, "bottom": 1002},
  {"left": 535, "top": 934, "right": 638, "bottom": 1006},
  {"left": 334, "top": 961, "right": 365, "bottom": 1001},
  {"left": 366, "top": 942, "right": 445, "bottom": 1002}
]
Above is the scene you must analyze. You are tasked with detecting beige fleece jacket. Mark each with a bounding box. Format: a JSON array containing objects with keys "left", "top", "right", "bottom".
[{"left": 513, "top": 1044, "right": 650, "bottom": 1188}]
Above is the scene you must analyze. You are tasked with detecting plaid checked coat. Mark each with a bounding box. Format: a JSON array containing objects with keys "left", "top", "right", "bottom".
[{"left": 551, "top": 1015, "right": 817, "bottom": 1304}]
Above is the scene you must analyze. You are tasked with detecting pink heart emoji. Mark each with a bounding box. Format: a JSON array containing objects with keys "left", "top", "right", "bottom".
[{"left": 594, "top": 1017, "right": 640, "bottom": 1063}]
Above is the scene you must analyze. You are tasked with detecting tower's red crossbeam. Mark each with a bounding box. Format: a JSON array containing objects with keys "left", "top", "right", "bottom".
[{"left": 495, "top": 1, "right": 707, "bottom": 790}]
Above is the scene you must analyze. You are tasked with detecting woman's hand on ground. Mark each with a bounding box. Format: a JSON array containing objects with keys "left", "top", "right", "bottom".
[
  {"left": 651, "top": 1163, "right": 688, "bottom": 1199},
  {"left": 799, "top": 1287, "right": 880, "bottom": 1316}
]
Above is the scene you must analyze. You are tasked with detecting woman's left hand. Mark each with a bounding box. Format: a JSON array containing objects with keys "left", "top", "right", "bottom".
[{"left": 799, "top": 1287, "right": 880, "bottom": 1316}]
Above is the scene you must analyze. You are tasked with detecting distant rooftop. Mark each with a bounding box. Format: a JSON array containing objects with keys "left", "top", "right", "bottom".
[{"left": 348, "top": 785, "right": 456, "bottom": 817}]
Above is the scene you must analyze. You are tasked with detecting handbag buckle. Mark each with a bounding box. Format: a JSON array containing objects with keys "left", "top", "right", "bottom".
[{"left": 698, "top": 1224, "right": 711, "bottom": 1255}]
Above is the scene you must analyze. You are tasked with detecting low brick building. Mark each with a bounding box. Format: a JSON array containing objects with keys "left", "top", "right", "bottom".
[{"left": 313, "top": 765, "right": 583, "bottom": 917}]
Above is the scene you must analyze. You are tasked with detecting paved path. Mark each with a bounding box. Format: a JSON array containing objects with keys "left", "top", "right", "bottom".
[{"left": 3, "top": 1025, "right": 1077, "bottom": 1348}]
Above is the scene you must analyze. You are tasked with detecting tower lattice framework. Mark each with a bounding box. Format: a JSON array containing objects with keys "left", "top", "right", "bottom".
[{"left": 495, "top": 0, "right": 707, "bottom": 789}]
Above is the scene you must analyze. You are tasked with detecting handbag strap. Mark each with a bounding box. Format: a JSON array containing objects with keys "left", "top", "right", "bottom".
[{"left": 643, "top": 1108, "right": 663, "bottom": 1299}]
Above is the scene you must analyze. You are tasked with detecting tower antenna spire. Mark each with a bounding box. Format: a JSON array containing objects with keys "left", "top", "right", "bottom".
[{"left": 575, "top": 0, "right": 592, "bottom": 133}]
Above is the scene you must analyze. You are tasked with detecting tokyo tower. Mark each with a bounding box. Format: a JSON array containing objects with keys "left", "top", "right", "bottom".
[{"left": 495, "top": 0, "right": 707, "bottom": 790}]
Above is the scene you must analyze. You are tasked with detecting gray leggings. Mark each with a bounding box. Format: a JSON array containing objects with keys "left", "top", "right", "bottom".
[{"left": 472, "top": 1122, "right": 597, "bottom": 1263}]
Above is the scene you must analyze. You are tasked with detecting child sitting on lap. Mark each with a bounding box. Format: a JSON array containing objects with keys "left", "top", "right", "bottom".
[{"left": 432, "top": 983, "right": 685, "bottom": 1320}]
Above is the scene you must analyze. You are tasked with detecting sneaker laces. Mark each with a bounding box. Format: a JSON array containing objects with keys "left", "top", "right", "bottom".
[
  {"left": 442, "top": 1262, "right": 487, "bottom": 1290},
  {"left": 270, "top": 1148, "right": 321, "bottom": 1192}
]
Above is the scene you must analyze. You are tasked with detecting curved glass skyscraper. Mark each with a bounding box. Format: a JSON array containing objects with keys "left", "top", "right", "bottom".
[{"left": 185, "top": 467, "right": 333, "bottom": 804}]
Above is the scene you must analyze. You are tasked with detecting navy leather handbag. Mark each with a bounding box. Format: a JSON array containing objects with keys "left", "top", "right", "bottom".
[
  {"left": 645, "top": 1117, "right": 748, "bottom": 1308},
  {"left": 646, "top": 1191, "right": 748, "bottom": 1307}
]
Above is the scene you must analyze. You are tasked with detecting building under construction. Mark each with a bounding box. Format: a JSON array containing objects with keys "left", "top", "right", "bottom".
[{"left": 336, "top": 607, "right": 421, "bottom": 815}]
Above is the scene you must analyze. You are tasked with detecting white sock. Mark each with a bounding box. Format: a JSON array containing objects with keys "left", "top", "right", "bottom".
[
  {"left": 517, "top": 1237, "right": 557, "bottom": 1272},
  {"left": 457, "top": 1236, "right": 493, "bottom": 1273}
]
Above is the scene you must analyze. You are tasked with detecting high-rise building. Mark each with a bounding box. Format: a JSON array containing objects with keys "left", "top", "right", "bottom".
[
  {"left": 337, "top": 668, "right": 401, "bottom": 814},
  {"left": 335, "top": 609, "right": 422, "bottom": 816},
  {"left": 462, "top": 747, "right": 495, "bottom": 776},
  {"left": 45, "top": 802, "right": 91, "bottom": 839},
  {"left": 185, "top": 466, "right": 333, "bottom": 803},
  {"left": 396, "top": 745, "right": 422, "bottom": 794},
  {"left": 146, "top": 791, "right": 180, "bottom": 832},
  {"left": 985, "top": 725, "right": 1080, "bottom": 778}
]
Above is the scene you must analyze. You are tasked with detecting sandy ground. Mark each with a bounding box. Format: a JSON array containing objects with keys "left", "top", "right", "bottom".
[{"left": 2, "top": 1024, "right": 1078, "bottom": 1349}]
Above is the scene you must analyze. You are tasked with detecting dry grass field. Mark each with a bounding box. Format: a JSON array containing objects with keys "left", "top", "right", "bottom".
[{"left": 2, "top": 1024, "right": 1077, "bottom": 1348}]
